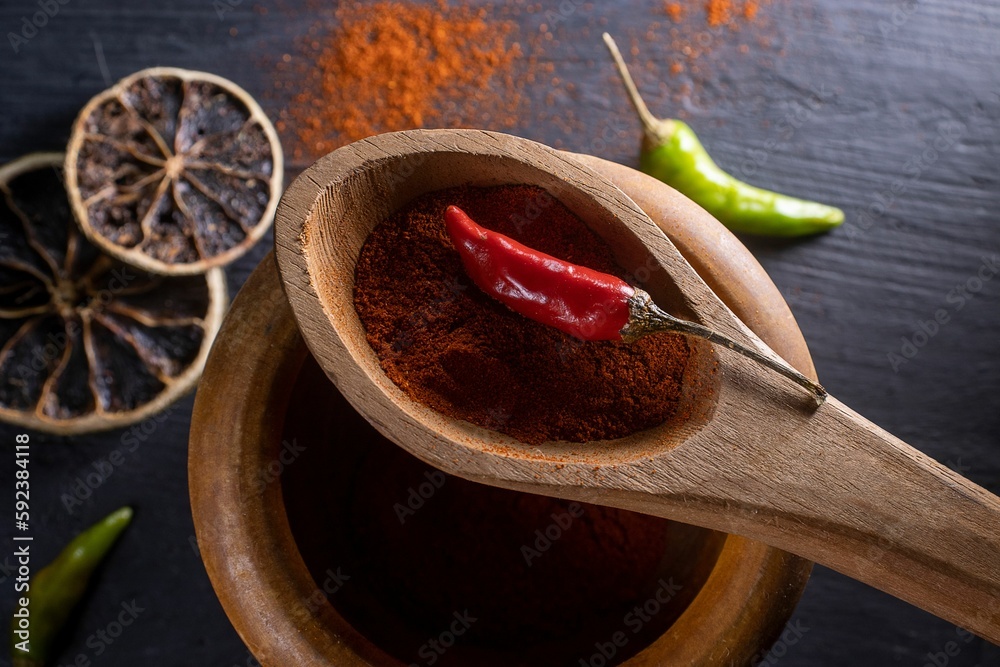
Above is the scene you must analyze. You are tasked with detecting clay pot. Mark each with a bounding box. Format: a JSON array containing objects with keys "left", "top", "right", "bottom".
[{"left": 189, "top": 153, "right": 814, "bottom": 666}]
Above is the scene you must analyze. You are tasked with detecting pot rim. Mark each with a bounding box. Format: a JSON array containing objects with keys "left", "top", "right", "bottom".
[{"left": 190, "top": 144, "right": 814, "bottom": 667}]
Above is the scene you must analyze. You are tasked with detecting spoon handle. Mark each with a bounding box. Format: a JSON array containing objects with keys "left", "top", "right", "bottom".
[
  {"left": 784, "top": 402, "right": 1000, "bottom": 642},
  {"left": 628, "top": 397, "right": 1000, "bottom": 642}
]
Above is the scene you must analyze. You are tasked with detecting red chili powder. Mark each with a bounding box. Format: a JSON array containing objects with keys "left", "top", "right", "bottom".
[
  {"left": 705, "top": 0, "right": 734, "bottom": 27},
  {"left": 273, "top": 0, "right": 536, "bottom": 162},
  {"left": 639, "top": 0, "right": 779, "bottom": 114},
  {"left": 353, "top": 184, "right": 692, "bottom": 445}
]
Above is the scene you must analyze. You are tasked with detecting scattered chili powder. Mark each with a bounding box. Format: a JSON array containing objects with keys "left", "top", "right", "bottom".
[
  {"left": 661, "top": 0, "right": 763, "bottom": 29},
  {"left": 636, "top": 0, "right": 782, "bottom": 114},
  {"left": 274, "top": 0, "right": 530, "bottom": 162},
  {"left": 706, "top": 0, "right": 734, "bottom": 27},
  {"left": 665, "top": 2, "right": 685, "bottom": 23},
  {"left": 265, "top": 0, "right": 788, "bottom": 170},
  {"left": 353, "top": 185, "right": 692, "bottom": 445}
]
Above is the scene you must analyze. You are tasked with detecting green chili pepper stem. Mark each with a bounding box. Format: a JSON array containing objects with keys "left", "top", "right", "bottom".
[
  {"left": 603, "top": 33, "right": 845, "bottom": 238},
  {"left": 602, "top": 32, "right": 676, "bottom": 145},
  {"left": 10, "top": 507, "right": 133, "bottom": 666},
  {"left": 622, "top": 291, "right": 827, "bottom": 405}
]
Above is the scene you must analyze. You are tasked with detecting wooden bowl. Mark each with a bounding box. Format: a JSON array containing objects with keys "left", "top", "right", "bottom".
[{"left": 190, "top": 144, "right": 815, "bottom": 666}]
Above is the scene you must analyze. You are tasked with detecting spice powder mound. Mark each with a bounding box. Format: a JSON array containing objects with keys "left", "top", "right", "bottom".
[
  {"left": 277, "top": 0, "right": 528, "bottom": 161},
  {"left": 353, "top": 185, "right": 692, "bottom": 445}
]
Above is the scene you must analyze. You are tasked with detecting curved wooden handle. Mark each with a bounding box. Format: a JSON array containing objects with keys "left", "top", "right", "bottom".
[
  {"left": 620, "top": 396, "right": 1000, "bottom": 643},
  {"left": 767, "top": 400, "right": 1000, "bottom": 641}
]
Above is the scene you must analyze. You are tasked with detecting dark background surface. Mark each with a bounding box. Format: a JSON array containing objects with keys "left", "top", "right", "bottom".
[{"left": 1, "top": 0, "right": 999, "bottom": 665}]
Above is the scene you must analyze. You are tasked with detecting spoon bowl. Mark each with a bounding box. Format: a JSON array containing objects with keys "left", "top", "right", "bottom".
[
  {"left": 192, "top": 171, "right": 814, "bottom": 667},
  {"left": 275, "top": 129, "right": 1000, "bottom": 643},
  {"left": 278, "top": 130, "right": 724, "bottom": 465}
]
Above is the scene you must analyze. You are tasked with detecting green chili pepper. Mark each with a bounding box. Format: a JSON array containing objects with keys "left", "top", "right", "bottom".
[
  {"left": 10, "top": 507, "right": 133, "bottom": 667},
  {"left": 603, "top": 33, "right": 844, "bottom": 237}
]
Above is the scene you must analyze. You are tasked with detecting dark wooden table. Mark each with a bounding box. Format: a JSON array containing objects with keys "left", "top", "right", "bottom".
[{"left": 1, "top": 0, "right": 998, "bottom": 665}]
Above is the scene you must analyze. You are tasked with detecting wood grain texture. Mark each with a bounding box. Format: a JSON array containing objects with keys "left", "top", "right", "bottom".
[
  {"left": 1, "top": 0, "right": 998, "bottom": 664},
  {"left": 189, "top": 255, "right": 396, "bottom": 667},
  {"left": 189, "top": 256, "right": 798, "bottom": 667},
  {"left": 276, "top": 129, "right": 1000, "bottom": 644},
  {"left": 195, "top": 137, "right": 829, "bottom": 665}
]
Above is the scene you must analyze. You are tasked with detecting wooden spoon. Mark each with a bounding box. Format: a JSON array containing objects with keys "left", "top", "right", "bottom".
[{"left": 274, "top": 129, "right": 1000, "bottom": 643}]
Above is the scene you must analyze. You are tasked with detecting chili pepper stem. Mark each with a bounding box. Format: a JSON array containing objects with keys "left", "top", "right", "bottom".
[
  {"left": 621, "top": 290, "right": 827, "bottom": 405},
  {"left": 603, "top": 33, "right": 844, "bottom": 238},
  {"left": 602, "top": 33, "right": 675, "bottom": 145}
]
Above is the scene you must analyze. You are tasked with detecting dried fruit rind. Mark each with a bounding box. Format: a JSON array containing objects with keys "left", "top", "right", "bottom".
[
  {"left": 65, "top": 67, "right": 284, "bottom": 275},
  {"left": 0, "top": 153, "right": 227, "bottom": 435}
]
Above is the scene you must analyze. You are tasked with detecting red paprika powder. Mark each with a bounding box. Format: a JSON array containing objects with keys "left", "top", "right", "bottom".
[{"left": 353, "top": 184, "right": 693, "bottom": 445}]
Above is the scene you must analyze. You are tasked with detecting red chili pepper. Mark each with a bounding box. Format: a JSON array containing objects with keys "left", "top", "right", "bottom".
[
  {"left": 444, "top": 205, "right": 827, "bottom": 403},
  {"left": 444, "top": 205, "right": 634, "bottom": 340}
]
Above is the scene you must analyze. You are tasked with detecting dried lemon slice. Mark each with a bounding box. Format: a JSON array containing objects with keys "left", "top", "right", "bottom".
[
  {"left": 0, "top": 153, "right": 226, "bottom": 435},
  {"left": 65, "top": 67, "right": 283, "bottom": 275}
]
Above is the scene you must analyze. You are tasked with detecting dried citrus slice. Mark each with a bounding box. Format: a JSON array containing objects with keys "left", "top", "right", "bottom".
[
  {"left": 0, "top": 153, "right": 227, "bottom": 435},
  {"left": 65, "top": 67, "right": 283, "bottom": 275}
]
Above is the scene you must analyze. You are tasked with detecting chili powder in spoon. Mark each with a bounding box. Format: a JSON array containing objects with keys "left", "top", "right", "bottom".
[{"left": 353, "top": 184, "right": 693, "bottom": 445}]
